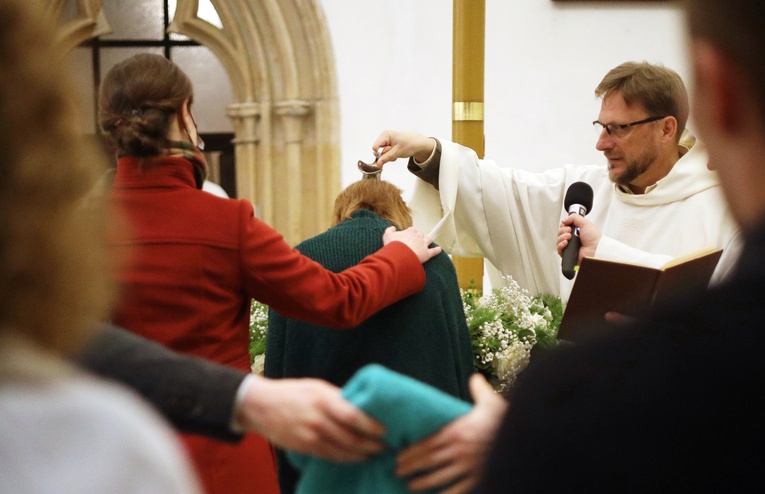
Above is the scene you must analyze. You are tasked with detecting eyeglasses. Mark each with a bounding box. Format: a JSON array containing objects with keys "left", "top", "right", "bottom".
[{"left": 592, "top": 115, "right": 667, "bottom": 139}]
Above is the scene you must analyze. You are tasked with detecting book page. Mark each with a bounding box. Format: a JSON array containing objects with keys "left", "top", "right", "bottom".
[
  {"left": 652, "top": 248, "right": 723, "bottom": 307},
  {"left": 660, "top": 246, "right": 721, "bottom": 269}
]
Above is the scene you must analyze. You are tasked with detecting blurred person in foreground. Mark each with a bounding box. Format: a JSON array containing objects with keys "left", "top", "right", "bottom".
[{"left": 0, "top": 1, "right": 200, "bottom": 492}]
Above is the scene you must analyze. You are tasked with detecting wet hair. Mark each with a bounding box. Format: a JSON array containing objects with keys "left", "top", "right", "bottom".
[
  {"left": 595, "top": 61, "right": 689, "bottom": 141},
  {"left": 98, "top": 53, "right": 193, "bottom": 157},
  {"left": 0, "top": 0, "right": 113, "bottom": 354},
  {"left": 686, "top": 0, "right": 765, "bottom": 123},
  {"left": 332, "top": 180, "right": 413, "bottom": 230}
]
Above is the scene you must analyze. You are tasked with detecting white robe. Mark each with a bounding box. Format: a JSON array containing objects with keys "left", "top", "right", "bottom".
[{"left": 409, "top": 139, "right": 743, "bottom": 302}]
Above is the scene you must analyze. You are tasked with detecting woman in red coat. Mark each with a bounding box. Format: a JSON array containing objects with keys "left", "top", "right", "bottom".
[{"left": 98, "top": 53, "right": 439, "bottom": 494}]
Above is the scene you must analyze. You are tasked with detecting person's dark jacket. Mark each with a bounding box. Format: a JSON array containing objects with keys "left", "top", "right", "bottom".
[
  {"left": 478, "top": 220, "right": 765, "bottom": 493},
  {"left": 78, "top": 324, "right": 245, "bottom": 442}
]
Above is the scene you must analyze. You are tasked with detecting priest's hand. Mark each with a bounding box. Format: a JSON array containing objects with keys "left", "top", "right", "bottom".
[
  {"left": 558, "top": 214, "right": 602, "bottom": 263},
  {"left": 372, "top": 130, "right": 436, "bottom": 166},
  {"left": 605, "top": 311, "right": 636, "bottom": 324},
  {"left": 236, "top": 376, "right": 386, "bottom": 461},
  {"left": 395, "top": 374, "right": 508, "bottom": 494}
]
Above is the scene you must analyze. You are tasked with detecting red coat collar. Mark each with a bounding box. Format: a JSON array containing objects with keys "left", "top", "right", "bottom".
[{"left": 114, "top": 156, "right": 197, "bottom": 189}]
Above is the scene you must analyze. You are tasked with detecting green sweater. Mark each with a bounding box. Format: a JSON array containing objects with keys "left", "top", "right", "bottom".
[{"left": 265, "top": 210, "right": 474, "bottom": 493}]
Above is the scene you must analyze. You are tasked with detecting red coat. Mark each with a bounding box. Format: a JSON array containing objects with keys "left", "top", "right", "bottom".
[{"left": 110, "top": 156, "right": 425, "bottom": 494}]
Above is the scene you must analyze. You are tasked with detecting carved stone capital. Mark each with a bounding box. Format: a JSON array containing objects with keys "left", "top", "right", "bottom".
[
  {"left": 274, "top": 100, "right": 312, "bottom": 118},
  {"left": 226, "top": 102, "right": 262, "bottom": 144},
  {"left": 226, "top": 102, "right": 262, "bottom": 118}
]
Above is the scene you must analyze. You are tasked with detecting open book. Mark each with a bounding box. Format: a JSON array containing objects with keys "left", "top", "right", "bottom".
[{"left": 557, "top": 247, "right": 723, "bottom": 341}]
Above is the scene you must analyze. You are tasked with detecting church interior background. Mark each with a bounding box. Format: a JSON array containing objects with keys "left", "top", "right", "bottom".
[{"left": 45, "top": 0, "right": 341, "bottom": 247}]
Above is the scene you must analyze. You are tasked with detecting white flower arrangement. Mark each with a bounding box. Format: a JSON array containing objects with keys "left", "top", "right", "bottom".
[
  {"left": 249, "top": 277, "right": 563, "bottom": 387},
  {"left": 249, "top": 300, "right": 269, "bottom": 375},
  {"left": 462, "top": 276, "right": 562, "bottom": 392}
]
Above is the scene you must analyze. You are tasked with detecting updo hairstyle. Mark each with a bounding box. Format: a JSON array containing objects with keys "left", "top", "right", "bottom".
[{"left": 98, "top": 53, "right": 193, "bottom": 157}]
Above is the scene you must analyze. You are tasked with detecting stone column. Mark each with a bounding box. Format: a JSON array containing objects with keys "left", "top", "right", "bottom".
[{"left": 274, "top": 99, "right": 312, "bottom": 244}]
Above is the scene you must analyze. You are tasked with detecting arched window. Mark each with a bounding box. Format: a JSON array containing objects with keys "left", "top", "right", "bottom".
[
  {"left": 52, "top": 0, "right": 341, "bottom": 245},
  {"left": 66, "top": 0, "right": 237, "bottom": 196}
]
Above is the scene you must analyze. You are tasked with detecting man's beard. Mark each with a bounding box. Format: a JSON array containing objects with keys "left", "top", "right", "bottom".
[{"left": 608, "top": 148, "right": 656, "bottom": 187}]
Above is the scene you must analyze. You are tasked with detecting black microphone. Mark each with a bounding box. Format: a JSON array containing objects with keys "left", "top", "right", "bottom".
[{"left": 561, "top": 181, "right": 594, "bottom": 280}]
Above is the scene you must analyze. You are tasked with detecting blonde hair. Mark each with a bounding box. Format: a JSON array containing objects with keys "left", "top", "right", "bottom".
[
  {"left": 0, "top": 0, "right": 114, "bottom": 354},
  {"left": 332, "top": 180, "right": 413, "bottom": 230}
]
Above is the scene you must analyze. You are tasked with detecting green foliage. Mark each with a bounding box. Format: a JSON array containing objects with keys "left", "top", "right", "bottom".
[
  {"left": 249, "top": 300, "right": 269, "bottom": 365},
  {"left": 533, "top": 292, "right": 564, "bottom": 349}
]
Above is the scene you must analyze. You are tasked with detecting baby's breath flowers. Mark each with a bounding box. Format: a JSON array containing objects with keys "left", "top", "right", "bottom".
[
  {"left": 463, "top": 276, "right": 562, "bottom": 391},
  {"left": 249, "top": 300, "right": 269, "bottom": 374},
  {"left": 248, "top": 278, "right": 563, "bottom": 386}
]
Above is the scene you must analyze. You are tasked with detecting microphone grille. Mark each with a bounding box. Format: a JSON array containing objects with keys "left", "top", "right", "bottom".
[{"left": 564, "top": 181, "right": 594, "bottom": 214}]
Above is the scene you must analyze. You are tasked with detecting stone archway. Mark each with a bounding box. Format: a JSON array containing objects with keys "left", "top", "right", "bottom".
[{"left": 44, "top": 0, "right": 341, "bottom": 245}]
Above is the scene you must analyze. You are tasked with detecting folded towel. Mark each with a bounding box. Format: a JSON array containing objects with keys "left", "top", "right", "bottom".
[{"left": 289, "top": 364, "right": 472, "bottom": 494}]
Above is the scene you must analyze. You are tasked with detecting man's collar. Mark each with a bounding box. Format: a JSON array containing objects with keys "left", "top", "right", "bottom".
[{"left": 619, "top": 129, "right": 697, "bottom": 194}]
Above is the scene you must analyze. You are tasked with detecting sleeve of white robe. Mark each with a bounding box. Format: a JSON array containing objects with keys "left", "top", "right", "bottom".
[
  {"left": 409, "top": 140, "right": 571, "bottom": 297},
  {"left": 408, "top": 139, "right": 742, "bottom": 299}
]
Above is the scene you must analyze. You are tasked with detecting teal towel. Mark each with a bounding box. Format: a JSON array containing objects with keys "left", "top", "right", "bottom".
[{"left": 289, "top": 364, "right": 473, "bottom": 494}]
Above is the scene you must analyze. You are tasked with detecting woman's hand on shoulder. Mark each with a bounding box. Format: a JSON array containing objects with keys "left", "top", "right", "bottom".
[{"left": 383, "top": 226, "right": 442, "bottom": 263}]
